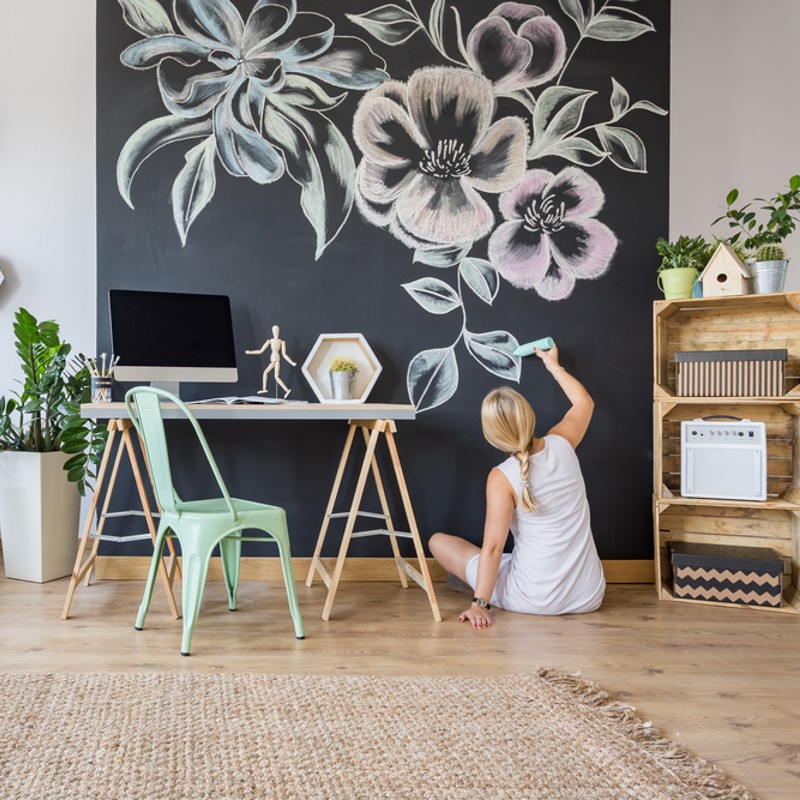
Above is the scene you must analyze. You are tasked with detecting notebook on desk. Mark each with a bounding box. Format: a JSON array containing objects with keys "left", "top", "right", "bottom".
[{"left": 189, "top": 396, "right": 307, "bottom": 405}]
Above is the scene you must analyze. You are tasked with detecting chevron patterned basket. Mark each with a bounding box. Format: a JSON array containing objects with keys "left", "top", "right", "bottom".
[{"left": 669, "top": 542, "right": 784, "bottom": 608}]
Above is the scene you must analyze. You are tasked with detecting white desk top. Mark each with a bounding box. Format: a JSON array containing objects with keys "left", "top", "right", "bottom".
[{"left": 81, "top": 402, "right": 416, "bottom": 421}]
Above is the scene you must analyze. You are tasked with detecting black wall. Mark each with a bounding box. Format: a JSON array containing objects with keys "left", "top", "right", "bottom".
[{"left": 96, "top": 1, "right": 670, "bottom": 559}]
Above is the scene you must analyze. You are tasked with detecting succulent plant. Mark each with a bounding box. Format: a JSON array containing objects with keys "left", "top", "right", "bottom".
[
  {"left": 329, "top": 357, "right": 358, "bottom": 372},
  {"left": 755, "top": 243, "right": 786, "bottom": 262}
]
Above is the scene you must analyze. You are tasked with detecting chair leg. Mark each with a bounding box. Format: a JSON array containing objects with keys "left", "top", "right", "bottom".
[
  {"left": 178, "top": 534, "right": 216, "bottom": 656},
  {"left": 135, "top": 521, "right": 170, "bottom": 631},
  {"left": 275, "top": 536, "right": 305, "bottom": 640},
  {"left": 219, "top": 534, "right": 241, "bottom": 611}
]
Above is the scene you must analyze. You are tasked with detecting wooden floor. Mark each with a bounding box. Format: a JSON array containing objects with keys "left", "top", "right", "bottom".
[{"left": 2, "top": 572, "right": 799, "bottom": 800}]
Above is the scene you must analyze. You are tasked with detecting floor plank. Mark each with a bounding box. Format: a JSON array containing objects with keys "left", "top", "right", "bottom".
[{"left": 2, "top": 574, "right": 799, "bottom": 799}]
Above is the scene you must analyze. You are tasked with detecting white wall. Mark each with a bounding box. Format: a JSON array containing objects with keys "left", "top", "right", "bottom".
[
  {"left": 0, "top": 1, "right": 96, "bottom": 396},
  {"left": 671, "top": 0, "right": 800, "bottom": 288}
]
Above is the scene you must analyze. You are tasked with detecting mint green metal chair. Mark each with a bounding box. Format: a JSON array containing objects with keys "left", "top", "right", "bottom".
[{"left": 125, "top": 387, "right": 304, "bottom": 655}]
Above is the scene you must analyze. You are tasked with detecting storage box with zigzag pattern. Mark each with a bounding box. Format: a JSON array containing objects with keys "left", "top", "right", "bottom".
[{"left": 669, "top": 542, "right": 784, "bottom": 608}]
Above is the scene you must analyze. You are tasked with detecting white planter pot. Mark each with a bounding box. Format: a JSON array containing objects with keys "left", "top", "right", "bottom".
[{"left": 0, "top": 451, "right": 80, "bottom": 582}]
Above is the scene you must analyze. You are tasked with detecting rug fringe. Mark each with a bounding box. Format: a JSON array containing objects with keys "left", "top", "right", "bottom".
[{"left": 535, "top": 667, "right": 756, "bottom": 800}]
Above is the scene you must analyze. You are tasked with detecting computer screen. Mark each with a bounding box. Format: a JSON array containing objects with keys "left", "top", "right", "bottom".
[{"left": 109, "top": 289, "right": 238, "bottom": 394}]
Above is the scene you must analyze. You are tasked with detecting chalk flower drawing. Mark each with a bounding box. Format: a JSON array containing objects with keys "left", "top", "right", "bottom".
[
  {"left": 488, "top": 167, "right": 617, "bottom": 301},
  {"left": 465, "top": 2, "right": 567, "bottom": 91},
  {"left": 346, "top": 0, "right": 666, "bottom": 410},
  {"left": 115, "top": 0, "right": 667, "bottom": 412},
  {"left": 353, "top": 68, "right": 527, "bottom": 250},
  {"left": 116, "top": 0, "right": 387, "bottom": 255}
]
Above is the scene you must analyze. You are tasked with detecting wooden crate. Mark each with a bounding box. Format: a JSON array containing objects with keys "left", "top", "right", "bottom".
[
  {"left": 653, "top": 294, "right": 800, "bottom": 615},
  {"left": 655, "top": 504, "right": 800, "bottom": 612},
  {"left": 670, "top": 542, "right": 784, "bottom": 607},
  {"left": 656, "top": 402, "right": 798, "bottom": 501},
  {"left": 654, "top": 293, "right": 800, "bottom": 398}
]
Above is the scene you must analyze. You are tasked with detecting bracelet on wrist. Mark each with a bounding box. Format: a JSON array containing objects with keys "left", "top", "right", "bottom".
[{"left": 552, "top": 366, "right": 566, "bottom": 377}]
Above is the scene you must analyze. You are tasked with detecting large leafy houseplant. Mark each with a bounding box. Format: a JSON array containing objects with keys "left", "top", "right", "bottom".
[
  {"left": 0, "top": 308, "right": 106, "bottom": 495},
  {"left": 712, "top": 174, "right": 800, "bottom": 256}
]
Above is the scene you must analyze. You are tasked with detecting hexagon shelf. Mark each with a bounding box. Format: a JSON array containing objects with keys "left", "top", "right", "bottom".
[{"left": 302, "top": 334, "right": 382, "bottom": 404}]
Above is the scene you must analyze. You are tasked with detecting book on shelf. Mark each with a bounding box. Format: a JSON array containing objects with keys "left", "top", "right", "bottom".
[{"left": 189, "top": 396, "right": 307, "bottom": 405}]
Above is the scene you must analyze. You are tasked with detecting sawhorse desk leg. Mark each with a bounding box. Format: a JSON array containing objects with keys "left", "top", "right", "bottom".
[
  {"left": 306, "top": 418, "right": 441, "bottom": 622},
  {"left": 61, "top": 418, "right": 181, "bottom": 620}
]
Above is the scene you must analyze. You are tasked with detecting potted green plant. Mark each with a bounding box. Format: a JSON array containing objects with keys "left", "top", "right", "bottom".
[
  {"left": 712, "top": 174, "right": 800, "bottom": 293},
  {"left": 328, "top": 356, "right": 359, "bottom": 401},
  {"left": 0, "top": 308, "right": 107, "bottom": 582},
  {"left": 655, "top": 235, "right": 713, "bottom": 299}
]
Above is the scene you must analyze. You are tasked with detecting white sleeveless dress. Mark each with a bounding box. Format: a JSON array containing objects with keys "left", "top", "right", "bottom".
[{"left": 465, "top": 434, "right": 605, "bottom": 615}]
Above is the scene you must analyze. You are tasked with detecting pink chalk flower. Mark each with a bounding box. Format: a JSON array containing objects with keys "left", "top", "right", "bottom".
[
  {"left": 466, "top": 2, "right": 566, "bottom": 92},
  {"left": 488, "top": 167, "right": 618, "bottom": 300}
]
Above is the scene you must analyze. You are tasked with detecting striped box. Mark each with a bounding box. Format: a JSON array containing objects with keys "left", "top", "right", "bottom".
[
  {"left": 675, "top": 349, "right": 787, "bottom": 397},
  {"left": 670, "top": 542, "right": 783, "bottom": 608}
]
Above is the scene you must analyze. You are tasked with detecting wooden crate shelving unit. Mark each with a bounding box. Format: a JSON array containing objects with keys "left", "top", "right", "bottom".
[{"left": 653, "top": 292, "right": 800, "bottom": 613}]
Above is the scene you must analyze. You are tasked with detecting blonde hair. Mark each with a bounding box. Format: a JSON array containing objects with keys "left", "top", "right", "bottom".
[{"left": 481, "top": 387, "right": 538, "bottom": 512}]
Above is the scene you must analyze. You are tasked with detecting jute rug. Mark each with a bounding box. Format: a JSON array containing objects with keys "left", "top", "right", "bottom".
[{"left": 0, "top": 669, "right": 754, "bottom": 800}]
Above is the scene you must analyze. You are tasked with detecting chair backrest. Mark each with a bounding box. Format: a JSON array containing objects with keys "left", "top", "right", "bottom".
[{"left": 125, "top": 387, "right": 237, "bottom": 520}]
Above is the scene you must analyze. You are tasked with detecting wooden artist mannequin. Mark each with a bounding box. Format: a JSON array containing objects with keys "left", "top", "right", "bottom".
[{"left": 246, "top": 325, "right": 296, "bottom": 397}]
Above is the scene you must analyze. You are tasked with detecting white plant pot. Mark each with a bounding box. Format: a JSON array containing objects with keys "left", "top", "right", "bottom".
[{"left": 0, "top": 451, "right": 80, "bottom": 582}]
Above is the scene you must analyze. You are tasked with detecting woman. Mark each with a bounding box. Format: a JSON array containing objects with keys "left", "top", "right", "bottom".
[{"left": 429, "top": 346, "right": 605, "bottom": 629}]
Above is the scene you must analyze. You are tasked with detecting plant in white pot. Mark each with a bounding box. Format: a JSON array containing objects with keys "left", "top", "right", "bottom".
[
  {"left": 712, "top": 175, "right": 800, "bottom": 294},
  {"left": 0, "top": 308, "right": 107, "bottom": 582}
]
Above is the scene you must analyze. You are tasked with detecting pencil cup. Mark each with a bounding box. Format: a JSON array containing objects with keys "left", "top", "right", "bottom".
[{"left": 91, "top": 376, "right": 113, "bottom": 403}]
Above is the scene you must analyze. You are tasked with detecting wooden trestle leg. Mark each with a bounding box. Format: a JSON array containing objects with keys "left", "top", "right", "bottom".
[
  {"left": 61, "top": 419, "right": 181, "bottom": 621},
  {"left": 306, "top": 418, "right": 441, "bottom": 622}
]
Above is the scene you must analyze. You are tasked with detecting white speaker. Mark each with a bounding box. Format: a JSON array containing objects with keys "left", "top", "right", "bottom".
[{"left": 681, "top": 419, "right": 766, "bottom": 501}]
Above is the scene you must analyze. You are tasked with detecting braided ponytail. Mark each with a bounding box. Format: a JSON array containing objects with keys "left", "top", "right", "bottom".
[
  {"left": 481, "top": 387, "right": 539, "bottom": 513},
  {"left": 516, "top": 447, "right": 539, "bottom": 513}
]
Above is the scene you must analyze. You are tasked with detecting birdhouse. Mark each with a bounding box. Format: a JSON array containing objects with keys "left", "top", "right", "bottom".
[{"left": 698, "top": 243, "right": 751, "bottom": 297}]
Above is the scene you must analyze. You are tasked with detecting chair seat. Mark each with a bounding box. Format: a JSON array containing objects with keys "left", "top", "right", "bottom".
[{"left": 172, "top": 497, "right": 285, "bottom": 528}]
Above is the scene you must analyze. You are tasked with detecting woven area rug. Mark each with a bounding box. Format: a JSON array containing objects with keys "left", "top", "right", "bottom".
[{"left": 0, "top": 669, "right": 753, "bottom": 800}]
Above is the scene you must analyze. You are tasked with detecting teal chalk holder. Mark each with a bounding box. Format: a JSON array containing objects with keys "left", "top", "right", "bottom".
[{"left": 513, "top": 337, "right": 555, "bottom": 357}]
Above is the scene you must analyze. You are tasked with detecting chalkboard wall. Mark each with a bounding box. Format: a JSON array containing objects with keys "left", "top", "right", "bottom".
[{"left": 96, "top": 0, "right": 670, "bottom": 559}]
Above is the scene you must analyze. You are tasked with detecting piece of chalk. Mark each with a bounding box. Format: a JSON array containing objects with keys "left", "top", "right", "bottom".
[{"left": 513, "top": 337, "right": 555, "bottom": 356}]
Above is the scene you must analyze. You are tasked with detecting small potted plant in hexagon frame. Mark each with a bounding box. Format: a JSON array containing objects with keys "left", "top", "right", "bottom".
[{"left": 328, "top": 356, "right": 359, "bottom": 401}]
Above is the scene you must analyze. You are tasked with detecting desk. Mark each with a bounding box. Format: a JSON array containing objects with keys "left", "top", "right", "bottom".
[{"left": 65, "top": 402, "right": 440, "bottom": 622}]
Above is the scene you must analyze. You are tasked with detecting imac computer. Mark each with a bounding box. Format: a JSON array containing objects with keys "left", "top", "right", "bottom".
[{"left": 109, "top": 289, "right": 238, "bottom": 396}]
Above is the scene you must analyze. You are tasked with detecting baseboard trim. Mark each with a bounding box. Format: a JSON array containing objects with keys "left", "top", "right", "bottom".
[
  {"left": 93, "top": 557, "right": 655, "bottom": 584},
  {"left": 602, "top": 559, "right": 654, "bottom": 584}
]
